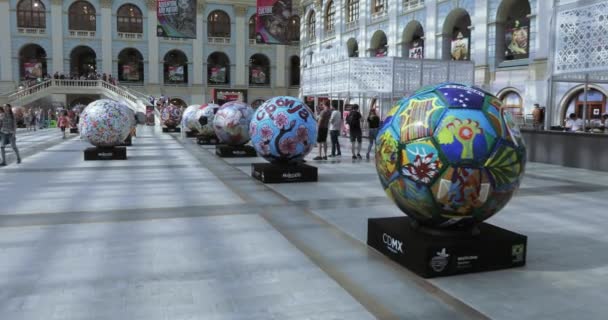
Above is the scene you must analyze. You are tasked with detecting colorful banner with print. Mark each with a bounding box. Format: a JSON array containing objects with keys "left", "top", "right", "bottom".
[
  {"left": 157, "top": 0, "right": 197, "bottom": 39},
  {"left": 255, "top": 0, "right": 293, "bottom": 44},
  {"left": 23, "top": 62, "right": 43, "bottom": 79},
  {"left": 451, "top": 37, "right": 469, "bottom": 61},
  {"left": 213, "top": 89, "right": 248, "bottom": 106},
  {"left": 122, "top": 64, "right": 140, "bottom": 81},
  {"left": 409, "top": 41, "right": 424, "bottom": 59},
  {"left": 251, "top": 67, "right": 267, "bottom": 84},
  {"left": 209, "top": 66, "right": 226, "bottom": 83},
  {"left": 505, "top": 20, "right": 529, "bottom": 60},
  {"left": 168, "top": 66, "right": 184, "bottom": 82}
]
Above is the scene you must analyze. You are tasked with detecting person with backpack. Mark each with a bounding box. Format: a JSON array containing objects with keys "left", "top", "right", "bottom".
[
  {"left": 366, "top": 108, "right": 380, "bottom": 159},
  {"left": 346, "top": 105, "right": 363, "bottom": 159}
]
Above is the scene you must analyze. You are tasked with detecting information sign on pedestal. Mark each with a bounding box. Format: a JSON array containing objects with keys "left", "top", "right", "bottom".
[
  {"left": 251, "top": 163, "right": 318, "bottom": 183},
  {"left": 84, "top": 146, "right": 127, "bottom": 161},
  {"left": 162, "top": 127, "right": 181, "bottom": 133},
  {"left": 215, "top": 145, "right": 257, "bottom": 157},
  {"left": 197, "top": 135, "right": 219, "bottom": 145}
]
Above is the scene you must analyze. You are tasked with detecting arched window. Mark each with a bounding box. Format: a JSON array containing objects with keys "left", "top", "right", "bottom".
[
  {"left": 287, "top": 16, "right": 300, "bottom": 43},
  {"left": 324, "top": 1, "right": 336, "bottom": 33},
  {"left": 19, "top": 44, "right": 47, "bottom": 80},
  {"left": 307, "top": 11, "right": 316, "bottom": 42},
  {"left": 402, "top": 21, "right": 424, "bottom": 59},
  {"left": 117, "top": 4, "right": 143, "bottom": 34},
  {"left": 208, "top": 10, "right": 230, "bottom": 38},
  {"left": 496, "top": 0, "right": 531, "bottom": 63},
  {"left": 249, "top": 54, "right": 270, "bottom": 86},
  {"left": 207, "top": 52, "right": 230, "bottom": 85},
  {"left": 346, "top": 0, "right": 359, "bottom": 23},
  {"left": 249, "top": 15, "right": 256, "bottom": 40},
  {"left": 118, "top": 48, "right": 144, "bottom": 83},
  {"left": 69, "top": 1, "right": 96, "bottom": 31},
  {"left": 289, "top": 56, "right": 300, "bottom": 86},
  {"left": 500, "top": 90, "right": 523, "bottom": 117},
  {"left": 346, "top": 38, "right": 359, "bottom": 57},
  {"left": 370, "top": 30, "right": 388, "bottom": 57},
  {"left": 164, "top": 50, "right": 188, "bottom": 84},
  {"left": 17, "top": 0, "right": 46, "bottom": 29},
  {"left": 70, "top": 46, "right": 97, "bottom": 76},
  {"left": 442, "top": 9, "right": 471, "bottom": 60},
  {"left": 373, "top": 0, "right": 387, "bottom": 14}
]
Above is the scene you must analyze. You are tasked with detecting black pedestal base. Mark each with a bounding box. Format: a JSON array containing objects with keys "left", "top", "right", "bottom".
[
  {"left": 215, "top": 145, "right": 257, "bottom": 157},
  {"left": 84, "top": 146, "right": 127, "bottom": 161},
  {"left": 117, "top": 135, "right": 132, "bottom": 147},
  {"left": 186, "top": 130, "right": 198, "bottom": 138},
  {"left": 251, "top": 163, "right": 318, "bottom": 183},
  {"left": 70, "top": 128, "right": 79, "bottom": 134},
  {"left": 197, "top": 135, "right": 219, "bottom": 145},
  {"left": 367, "top": 216, "right": 527, "bottom": 278},
  {"left": 162, "top": 127, "right": 181, "bottom": 133}
]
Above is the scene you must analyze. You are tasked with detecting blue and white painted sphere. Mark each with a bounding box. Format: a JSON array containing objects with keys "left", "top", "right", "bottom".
[
  {"left": 213, "top": 101, "right": 254, "bottom": 145},
  {"left": 160, "top": 104, "right": 182, "bottom": 127},
  {"left": 250, "top": 97, "right": 317, "bottom": 163},
  {"left": 195, "top": 103, "right": 220, "bottom": 137},
  {"left": 79, "top": 99, "right": 132, "bottom": 147},
  {"left": 182, "top": 104, "right": 203, "bottom": 131}
]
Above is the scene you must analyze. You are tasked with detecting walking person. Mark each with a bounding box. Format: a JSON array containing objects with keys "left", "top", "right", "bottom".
[
  {"left": 329, "top": 104, "right": 342, "bottom": 157},
  {"left": 0, "top": 104, "right": 22, "bottom": 166},
  {"left": 346, "top": 105, "right": 363, "bottom": 160},
  {"left": 58, "top": 110, "right": 69, "bottom": 139},
  {"left": 366, "top": 108, "right": 381, "bottom": 159},
  {"left": 313, "top": 103, "right": 331, "bottom": 160}
]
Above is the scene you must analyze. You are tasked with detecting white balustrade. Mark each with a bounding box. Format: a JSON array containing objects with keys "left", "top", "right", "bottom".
[
  {"left": 17, "top": 28, "right": 46, "bottom": 35},
  {"left": 208, "top": 37, "right": 231, "bottom": 44},
  {"left": 345, "top": 21, "right": 359, "bottom": 31},
  {"left": 69, "top": 30, "right": 96, "bottom": 38},
  {"left": 371, "top": 10, "right": 388, "bottom": 23},
  {"left": 403, "top": 0, "right": 424, "bottom": 12},
  {"left": 117, "top": 32, "right": 143, "bottom": 40}
]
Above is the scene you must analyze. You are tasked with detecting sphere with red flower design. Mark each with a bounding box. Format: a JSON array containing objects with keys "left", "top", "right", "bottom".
[
  {"left": 213, "top": 101, "right": 254, "bottom": 145},
  {"left": 250, "top": 96, "right": 317, "bottom": 163},
  {"left": 376, "top": 82, "right": 526, "bottom": 229}
]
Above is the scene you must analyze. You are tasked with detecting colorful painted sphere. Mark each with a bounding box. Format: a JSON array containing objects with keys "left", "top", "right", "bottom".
[
  {"left": 118, "top": 101, "right": 136, "bottom": 129},
  {"left": 182, "top": 105, "right": 202, "bottom": 131},
  {"left": 213, "top": 101, "right": 254, "bottom": 145},
  {"left": 195, "top": 103, "right": 220, "bottom": 137},
  {"left": 160, "top": 104, "right": 182, "bottom": 127},
  {"left": 250, "top": 96, "right": 317, "bottom": 163},
  {"left": 79, "top": 99, "right": 132, "bottom": 147},
  {"left": 376, "top": 83, "right": 526, "bottom": 229}
]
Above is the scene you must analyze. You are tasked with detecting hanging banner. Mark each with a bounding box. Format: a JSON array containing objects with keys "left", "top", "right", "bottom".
[
  {"left": 157, "top": 0, "right": 197, "bottom": 39},
  {"left": 505, "top": 19, "right": 529, "bottom": 60},
  {"left": 213, "top": 89, "right": 248, "bottom": 106},
  {"left": 168, "top": 65, "right": 184, "bottom": 82},
  {"left": 250, "top": 67, "right": 267, "bottom": 84},
  {"left": 209, "top": 66, "right": 226, "bottom": 83},
  {"left": 451, "top": 33, "right": 469, "bottom": 61},
  {"left": 409, "top": 41, "right": 424, "bottom": 59},
  {"left": 146, "top": 105, "right": 155, "bottom": 126},
  {"left": 122, "top": 63, "right": 140, "bottom": 81},
  {"left": 256, "top": 0, "right": 292, "bottom": 44},
  {"left": 23, "top": 62, "right": 43, "bottom": 79}
]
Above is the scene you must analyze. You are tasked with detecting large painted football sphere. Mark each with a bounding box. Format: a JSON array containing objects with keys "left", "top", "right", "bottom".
[
  {"left": 195, "top": 103, "right": 220, "bottom": 136},
  {"left": 213, "top": 101, "right": 254, "bottom": 145},
  {"left": 118, "top": 101, "right": 136, "bottom": 129},
  {"left": 160, "top": 104, "right": 182, "bottom": 128},
  {"left": 376, "top": 83, "right": 526, "bottom": 229},
  {"left": 79, "top": 99, "right": 132, "bottom": 147},
  {"left": 250, "top": 96, "right": 317, "bottom": 163},
  {"left": 182, "top": 105, "right": 202, "bottom": 131}
]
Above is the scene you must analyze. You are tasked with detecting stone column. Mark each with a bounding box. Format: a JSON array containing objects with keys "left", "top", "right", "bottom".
[
  {"left": 101, "top": 0, "right": 113, "bottom": 75},
  {"left": 473, "top": 0, "right": 489, "bottom": 87},
  {"left": 0, "top": 0, "right": 12, "bottom": 82},
  {"left": 424, "top": 0, "right": 437, "bottom": 59},
  {"left": 276, "top": 45, "right": 286, "bottom": 89},
  {"left": 235, "top": 5, "right": 247, "bottom": 87},
  {"left": 50, "top": 0, "right": 64, "bottom": 73},
  {"left": 387, "top": 0, "right": 398, "bottom": 57},
  {"left": 146, "top": 0, "right": 160, "bottom": 84},
  {"left": 191, "top": 1, "right": 205, "bottom": 103}
]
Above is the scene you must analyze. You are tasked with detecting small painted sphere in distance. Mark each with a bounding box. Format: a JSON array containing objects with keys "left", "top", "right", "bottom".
[
  {"left": 195, "top": 103, "right": 220, "bottom": 137},
  {"left": 182, "top": 105, "right": 202, "bottom": 131},
  {"left": 213, "top": 101, "right": 254, "bottom": 145},
  {"left": 375, "top": 82, "right": 527, "bottom": 229},
  {"left": 250, "top": 96, "right": 317, "bottom": 163},
  {"left": 160, "top": 104, "right": 182, "bottom": 128},
  {"left": 79, "top": 99, "right": 132, "bottom": 147}
]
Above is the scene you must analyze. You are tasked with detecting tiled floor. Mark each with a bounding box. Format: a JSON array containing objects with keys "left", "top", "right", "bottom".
[{"left": 1, "top": 126, "right": 606, "bottom": 319}]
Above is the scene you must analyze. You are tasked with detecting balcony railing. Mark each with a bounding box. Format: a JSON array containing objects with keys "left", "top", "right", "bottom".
[
  {"left": 371, "top": 10, "right": 388, "bottom": 23},
  {"left": 69, "top": 30, "right": 96, "bottom": 38},
  {"left": 118, "top": 32, "right": 143, "bottom": 40},
  {"left": 17, "top": 27, "right": 46, "bottom": 35},
  {"left": 345, "top": 20, "right": 359, "bottom": 31},
  {"left": 208, "top": 37, "right": 231, "bottom": 44},
  {"left": 403, "top": 0, "right": 424, "bottom": 11}
]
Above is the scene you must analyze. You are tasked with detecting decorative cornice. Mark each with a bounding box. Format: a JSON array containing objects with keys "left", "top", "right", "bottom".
[{"left": 100, "top": 0, "right": 112, "bottom": 9}]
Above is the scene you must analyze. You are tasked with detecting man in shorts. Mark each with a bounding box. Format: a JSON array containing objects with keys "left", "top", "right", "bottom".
[
  {"left": 346, "top": 104, "right": 363, "bottom": 159},
  {"left": 313, "top": 103, "right": 331, "bottom": 160}
]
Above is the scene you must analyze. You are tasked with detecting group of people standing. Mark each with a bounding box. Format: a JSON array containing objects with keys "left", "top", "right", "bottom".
[{"left": 313, "top": 102, "right": 381, "bottom": 161}]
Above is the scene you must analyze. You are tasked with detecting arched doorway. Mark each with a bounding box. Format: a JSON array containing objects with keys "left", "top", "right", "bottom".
[
  {"left": 118, "top": 48, "right": 144, "bottom": 83},
  {"left": 169, "top": 98, "right": 187, "bottom": 108},
  {"left": 289, "top": 56, "right": 300, "bottom": 86},
  {"left": 70, "top": 46, "right": 97, "bottom": 77},
  {"left": 498, "top": 89, "right": 524, "bottom": 118},
  {"left": 402, "top": 21, "right": 424, "bottom": 59},
  {"left": 164, "top": 50, "right": 188, "bottom": 84},
  {"left": 443, "top": 9, "right": 472, "bottom": 60},
  {"left": 370, "top": 30, "right": 387, "bottom": 57},
  {"left": 562, "top": 87, "right": 608, "bottom": 124},
  {"left": 19, "top": 44, "right": 47, "bottom": 80},
  {"left": 249, "top": 54, "right": 270, "bottom": 86},
  {"left": 496, "top": 0, "right": 530, "bottom": 63},
  {"left": 207, "top": 52, "right": 230, "bottom": 85},
  {"left": 346, "top": 38, "right": 359, "bottom": 57}
]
